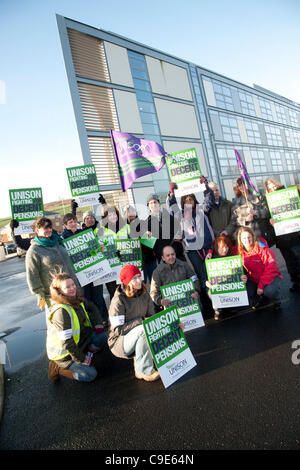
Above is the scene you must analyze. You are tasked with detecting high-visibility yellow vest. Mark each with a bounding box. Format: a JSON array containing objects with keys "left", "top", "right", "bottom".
[
  {"left": 94, "top": 225, "right": 130, "bottom": 239},
  {"left": 46, "top": 302, "right": 92, "bottom": 361}
]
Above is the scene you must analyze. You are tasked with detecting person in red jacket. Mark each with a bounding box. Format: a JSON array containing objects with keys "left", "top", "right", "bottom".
[{"left": 234, "top": 227, "right": 282, "bottom": 310}]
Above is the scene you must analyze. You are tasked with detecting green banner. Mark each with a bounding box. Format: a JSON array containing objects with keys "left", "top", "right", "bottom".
[
  {"left": 143, "top": 307, "right": 196, "bottom": 388},
  {"left": 9, "top": 187, "right": 44, "bottom": 222},
  {"left": 66, "top": 164, "right": 99, "bottom": 197},
  {"left": 160, "top": 278, "right": 204, "bottom": 331},
  {"left": 63, "top": 229, "right": 111, "bottom": 286},
  {"left": 114, "top": 238, "right": 143, "bottom": 270},
  {"left": 205, "top": 255, "right": 248, "bottom": 309},
  {"left": 266, "top": 186, "right": 300, "bottom": 236},
  {"left": 165, "top": 148, "right": 202, "bottom": 185}
]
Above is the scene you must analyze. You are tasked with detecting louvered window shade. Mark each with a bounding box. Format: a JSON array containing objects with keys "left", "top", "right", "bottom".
[
  {"left": 78, "top": 82, "right": 119, "bottom": 131},
  {"left": 88, "top": 136, "right": 121, "bottom": 186},
  {"left": 67, "top": 29, "right": 110, "bottom": 82}
]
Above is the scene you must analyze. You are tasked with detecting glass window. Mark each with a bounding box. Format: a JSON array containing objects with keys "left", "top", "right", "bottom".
[
  {"left": 239, "top": 91, "right": 256, "bottom": 116},
  {"left": 245, "top": 120, "right": 261, "bottom": 144},
  {"left": 265, "top": 124, "right": 282, "bottom": 146},
  {"left": 142, "top": 123, "right": 160, "bottom": 135},
  {"left": 216, "top": 146, "right": 240, "bottom": 176},
  {"left": 138, "top": 101, "right": 156, "bottom": 113},
  {"left": 140, "top": 112, "right": 158, "bottom": 124},
  {"left": 133, "top": 78, "right": 152, "bottom": 92},
  {"left": 269, "top": 151, "right": 283, "bottom": 172},
  {"left": 275, "top": 104, "right": 287, "bottom": 124},
  {"left": 135, "top": 90, "right": 153, "bottom": 103},
  {"left": 259, "top": 98, "right": 273, "bottom": 121},
  {"left": 289, "top": 109, "right": 299, "bottom": 127},
  {"left": 131, "top": 68, "right": 149, "bottom": 80},
  {"left": 212, "top": 79, "right": 234, "bottom": 111}
]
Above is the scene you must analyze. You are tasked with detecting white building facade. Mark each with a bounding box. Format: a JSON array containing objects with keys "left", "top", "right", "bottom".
[{"left": 57, "top": 15, "right": 300, "bottom": 207}]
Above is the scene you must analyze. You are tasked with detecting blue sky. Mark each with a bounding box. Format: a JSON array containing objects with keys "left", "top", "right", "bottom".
[{"left": 1, "top": 0, "right": 300, "bottom": 218}]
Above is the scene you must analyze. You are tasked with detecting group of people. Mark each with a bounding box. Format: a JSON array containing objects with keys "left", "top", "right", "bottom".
[{"left": 10, "top": 174, "right": 300, "bottom": 384}]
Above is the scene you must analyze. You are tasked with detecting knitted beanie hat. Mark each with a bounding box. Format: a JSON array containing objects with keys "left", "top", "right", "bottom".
[
  {"left": 147, "top": 193, "right": 160, "bottom": 205},
  {"left": 120, "top": 265, "right": 141, "bottom": 286},
  {"left": 83, "top": 211, "right": 95, "bottom": 222}
]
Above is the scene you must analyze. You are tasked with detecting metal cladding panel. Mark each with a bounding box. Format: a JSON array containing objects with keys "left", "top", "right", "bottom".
[
  {"left": 67, "top": 28, "right": 110, "bottom": 82},
  {"left": 88, "top": 136, "right": 121, "bottom": 186},
  {"left": 78, "top": 82, "right": 119, "bottom": 131}
]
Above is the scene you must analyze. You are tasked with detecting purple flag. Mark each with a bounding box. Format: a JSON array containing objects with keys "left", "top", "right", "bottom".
[
  {"left": 110, "top": 130, "right": 167, "bottom": 191},
  {"left": 234, "top": 149, "right": 260, "bottom": 197}
]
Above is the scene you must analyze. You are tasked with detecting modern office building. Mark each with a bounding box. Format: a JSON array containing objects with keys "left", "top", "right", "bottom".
[{"left": 57, "top": 14, "right": 300, "bottom": 209}]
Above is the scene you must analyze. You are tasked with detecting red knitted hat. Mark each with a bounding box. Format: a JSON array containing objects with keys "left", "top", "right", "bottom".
[{"left": 120, "top": 265, "right": 141, "bottom": 286}]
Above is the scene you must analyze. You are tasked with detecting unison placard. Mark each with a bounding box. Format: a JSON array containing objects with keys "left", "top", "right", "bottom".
[
  {"left": 9, "top": 187, "right": 44, "bottom": 235},
  {"left": 166, "top": 148, "right": 203, "bottom": 197},
  {"left": 160, "top": 279, "right": 204, "bottom": 332},
  {"left": 66, "top": 164, "right": 100, "bottom": 208},
  {"left": 143, "top": 306, "right": 196, "bottom": 388},
  {"left": 266, "top": 186, "right": 300, "bottom": 236},
  {"left": 205, "top": 255, "right": 248, "bottom": 309},
  {"left": 63, "top": 229, "right": 111, "bottom": 286}
]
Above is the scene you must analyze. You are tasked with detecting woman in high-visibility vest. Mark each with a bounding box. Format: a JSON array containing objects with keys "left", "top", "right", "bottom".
[{"left": 47, "top": 272, "right": 108, "bottom": 382}]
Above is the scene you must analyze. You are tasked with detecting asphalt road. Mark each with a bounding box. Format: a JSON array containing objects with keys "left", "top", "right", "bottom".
[{"left": 1, "top": 252, "right": 300, "bottom": 452}]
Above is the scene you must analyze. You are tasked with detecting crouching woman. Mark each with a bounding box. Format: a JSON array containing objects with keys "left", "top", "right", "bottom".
[
  {"left": 47, "top": 273, "right": 107, "bottom": 382},
  {"left": 108, "top": 265, "right": 160, "bottom": 382},
  {"left": 235, "top": 227, "right": 282, "bottom": 310}
]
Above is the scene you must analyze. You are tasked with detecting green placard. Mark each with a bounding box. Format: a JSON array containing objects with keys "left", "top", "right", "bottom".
[
  {"left": 205, "top": 255, "right": 246, "bottom": 295},
  {"left": 160, "top": 278, "right": 204, "bottom": 331},
  {"left": 266, "top": 186, "right": 300, "bottom": 236},
  {"left": 63, "top": 229, "right": 105, "bottom": 274},
  {"left": 98, "top": 235, "right": 122, "bottom": 269},
  {"left": 143, "top": 307, "right": 188, "bottom": 369},
  {"left": 66, "top": 164, "right": 99, "bottom": 197},
  {"left": 9, "top": 187, "right": 44, "bottom": 222},
  {"left": 114, "top": 238, "right": 143, "bottom": 270},
  {"left": 165, "top": 148, "right": 202, "bottom": 185}
]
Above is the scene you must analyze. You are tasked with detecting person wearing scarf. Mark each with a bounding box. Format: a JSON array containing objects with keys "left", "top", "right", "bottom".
[{"left": 26, "top": 217, "right": 80, "bottom": 311}]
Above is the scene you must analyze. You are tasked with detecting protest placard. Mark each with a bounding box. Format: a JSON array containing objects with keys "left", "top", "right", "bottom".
[
  {"left": 62, "top": 229, "right": 111, "bottom": 286},
  {"left": 205, "top": 255, "right": 248, "bottom": 309},
  {"left": 165, "top": 148, "right": 203, "bottom": 197},
  {"left": 114, "top": 238, "right": 143, "bottom": 282},
  {"left": 160, "top": 279, "right": 204, "bottom": 332},
  {"left": 266, "top": 186, "right": 300, "bottom": 236},
  {"left": 66, "top": 164, "right": 100, "bottom": 208},
  {"left": 9, "top": 187, "right": 44, "bottom": 235},
  {"left": 93, "top": 235, "right": 122, "bottom": 285},
  {"left": 143, "top": 306, "right": 196, "bottom": 388}
]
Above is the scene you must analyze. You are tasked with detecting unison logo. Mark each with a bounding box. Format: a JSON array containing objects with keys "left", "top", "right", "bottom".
[
  {"left": 85, "top": 266, "right": 104, "bottom": 279},
  {"left": 167, "top": 359, "right": 188, "bottom": 376}
]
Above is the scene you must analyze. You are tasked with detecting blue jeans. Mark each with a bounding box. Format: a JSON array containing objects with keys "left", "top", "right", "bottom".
[
  {"left": 123, "top": 325, "right": 155, "bottom": 376},
  {"left": 186, "top": 250, "right": 207, "bottom": 289},
  {"left": 69, "top": 331, "right": 107, "bottom": 382},
  {"left": 246, "top": 277, "right": 281, "bottom": 306}
]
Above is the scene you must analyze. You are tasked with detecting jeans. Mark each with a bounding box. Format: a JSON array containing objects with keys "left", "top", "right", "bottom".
[
  {"left": 246, "top": 277, "right": 281, "bottom": 307},
  {"left": 186, "top": 250, "right": 207, "bottom": 289},
  {"left": 69, "top": 331, "right": 107, "bottom": 382},
  {"left": 123, "top": 324, "right": 155, "bottom": 376},
  {"left": 84, "top": 283, "right": 108, "bottom": 320}
]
